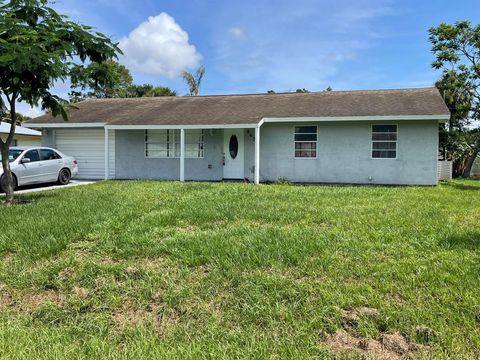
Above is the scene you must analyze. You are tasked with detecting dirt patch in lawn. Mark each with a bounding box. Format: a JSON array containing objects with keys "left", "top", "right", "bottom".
[
  {"left": 341, "top": 306, "right": 380, "bottom": 325},
  {"left": 110, "top": 302, "right": 182, "bottom": 336},
  {"left": 324, "top": 307, "right": 428, "bottom": 359},
  {"left": 112, "top": 309, "right": 151, "bottom": 327},
  {"left": 0, "top": 291, "right": 15, "bottom": 308},
  {"left": 72, "top": 287, "right": 89, "bottom": 299},
  {"left": 324, "top": 329, "right": 422, "bottom": 359},
  {"left": 27, "top": 291, "right": 66, "bottom": 307},
  {"left": 0, "top": 290, "right": 67, "bottom": 313},
  {"left": 1, "top": 290, "right": 67, "bottom": 312}
]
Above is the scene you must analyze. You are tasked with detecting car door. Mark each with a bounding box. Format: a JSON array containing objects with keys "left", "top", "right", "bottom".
[
  {"left": 16, "top": 149, "right": 43, "bottom": 185},
  {"left": 39, "top": 149, "right": 63, "bottom": 182}
]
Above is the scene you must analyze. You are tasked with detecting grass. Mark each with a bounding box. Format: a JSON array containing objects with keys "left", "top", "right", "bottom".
[{"left": 0, "top": 179, "right": 479, "bottom": 359}]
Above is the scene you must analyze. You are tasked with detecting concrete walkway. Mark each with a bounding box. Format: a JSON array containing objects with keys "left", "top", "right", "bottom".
[{"left": 1, "top": 180, "right": 96, "bottom": 195}]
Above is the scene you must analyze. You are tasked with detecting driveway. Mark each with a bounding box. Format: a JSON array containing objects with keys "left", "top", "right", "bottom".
[{"left": 1, "top": 180, "right": 96, "bottom": 195}]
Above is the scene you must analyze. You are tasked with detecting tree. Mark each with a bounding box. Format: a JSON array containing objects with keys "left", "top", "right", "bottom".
[
  {"left": 295, "top": 88, "right": 309, "bottom": 93},
  {"left": 436, "top": 72, "right": 475, "bottom": 175},
  {"left": 125, "top": 84, "right": 176, "bottom": 98},
  {"left": 429, "top": 21, "right": 480, "bottom": 177},
  {"left": 70, "top": 61, "right": 177, "bottom": 100},
  {"left": 182, "top": 65, "right": 205, "bottom": 96},
  {"left": 1, "top": 112, "right": 31, "bottom": 125},
  {"left": 0, "top": 0, "right": 119, "bottom": 204},
  {"left": 69, "top": 60, "right": 132, "bottom": 101}
]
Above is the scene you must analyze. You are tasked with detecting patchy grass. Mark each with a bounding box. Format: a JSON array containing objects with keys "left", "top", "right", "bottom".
[{"left": 0, "top": 179, "right": 479, "bottom": 359}]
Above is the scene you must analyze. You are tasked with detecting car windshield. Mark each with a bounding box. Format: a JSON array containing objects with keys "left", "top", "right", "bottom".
[{"left": 0, "top": 149, "right": 24, "bottom": 162}]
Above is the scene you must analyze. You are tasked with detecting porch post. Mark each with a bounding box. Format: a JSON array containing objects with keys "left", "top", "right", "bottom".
[
  {"left": 104, "top": 127, "right": 109, "bottom": 180},
  {"left": 180, "top": 128, "right": 185, "bottom": 181},
  {"left": 254, "top": 125, "right": 260, "bottom": 184}
]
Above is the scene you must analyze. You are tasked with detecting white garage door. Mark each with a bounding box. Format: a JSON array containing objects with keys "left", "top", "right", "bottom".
[{"left": 54, "top": 129, "right": 115, "bottom": 179}]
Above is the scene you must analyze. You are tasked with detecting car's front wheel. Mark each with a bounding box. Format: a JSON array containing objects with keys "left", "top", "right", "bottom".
[
  {"left": 0, "top": 173, "right": 17, "bottom": 193},
  {"left": 57, "top": 169, "right": 71, "bottom": 185}
]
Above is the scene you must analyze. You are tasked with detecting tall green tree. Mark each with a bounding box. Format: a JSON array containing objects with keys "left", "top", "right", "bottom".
[
  {"left": 70, "top": 61, "right": 177, "bottom": 100},
  {"left": 69, "top": 60, "right": 132, "bottom": 101},
  {"left": 182, "top": 65, "right": 205, "bottom": 96},
  {"left": 429, "top": 21, "right": 480, "bottom": 177},
  {"left": 0, "top": 0, "right": 119, "bottom": 204},
  {"left": 436, "top": 71, "right": 476, "bottom": 175}
]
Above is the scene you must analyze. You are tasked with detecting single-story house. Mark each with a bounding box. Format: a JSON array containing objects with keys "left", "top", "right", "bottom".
[
  {"left": 25, "top": 87, "right": 450, "bottom": 185},
  {"left": 0, "top": 123, "right": 42, "bottom": 147}
]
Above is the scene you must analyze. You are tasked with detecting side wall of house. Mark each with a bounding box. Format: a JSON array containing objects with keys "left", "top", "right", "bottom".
[
  {"left": 1, "top": 135, "right": 42, "bottom": 147},
  {"left": 115, "top": 129, "right": 224, "bottom": 181},
  {"left": 256, "top": 120, "right": 439, "bottom": 185}
]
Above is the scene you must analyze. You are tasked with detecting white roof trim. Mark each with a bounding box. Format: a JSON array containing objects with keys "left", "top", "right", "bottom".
[
  {"left": 23, "top": 122, "right": 107, "bottom": 128},
  {"left": 24, "top": 114, "right": 450, "bottom": 129},
  {"left": 105, "top": 124, "right": 258, "bottom": 130},
  {"left": 260, "top": 114, "right": 450, "bottom": 124}
]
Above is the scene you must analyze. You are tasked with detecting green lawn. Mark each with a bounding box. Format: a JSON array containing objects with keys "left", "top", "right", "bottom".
[{"left": 0, "top": 180, "right": 479, "bottom": 359}]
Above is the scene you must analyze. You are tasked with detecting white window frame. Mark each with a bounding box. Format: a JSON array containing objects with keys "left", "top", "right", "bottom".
[
  {"left": 293, "top": 125, "right": 318, "bottom": 159},
  {"left": 371, "top": 124, "right": 398, "bottom": 160},
  {"left": 145, "top": 129, "right": 204, "bottom": 159},
  {"left": 184, "top": 129, "right": 205, "bottom": 159}
]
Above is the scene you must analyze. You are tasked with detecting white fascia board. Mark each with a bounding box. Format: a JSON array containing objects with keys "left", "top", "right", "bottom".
[
  {"left": 105, "top": 123, "right": 258, "bottom": 130},
  {"left": 261, "top": 115, "right": 450, "bottom": 123},
  {"left": 23, "top": 122, "right": 107, "bottom": 128}
]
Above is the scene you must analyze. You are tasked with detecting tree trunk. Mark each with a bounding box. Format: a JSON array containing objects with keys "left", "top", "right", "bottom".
[
  {"left": 0, "top": 143, "right": 14, "bottom": 204},
  {"left": 1, "top": 95, "right": 17, "bottom": 204},
  {"left": 463, "top": 138, "right": 480, "bottom": 178}
]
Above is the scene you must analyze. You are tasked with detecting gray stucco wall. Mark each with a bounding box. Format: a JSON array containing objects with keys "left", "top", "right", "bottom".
[
  {"left": 115, "top": 129, "right": 224, "bottom": 181},
  {"left": 258, "top": 121, "right": 439, "bottom": 185},
  {"left": 39, "top": 121, "right": 439, "bottom": 185}
]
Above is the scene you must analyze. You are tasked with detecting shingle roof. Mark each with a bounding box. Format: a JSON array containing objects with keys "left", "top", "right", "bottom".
[{"left": 28, "top": 87, "right": 449, "bottom": 126}]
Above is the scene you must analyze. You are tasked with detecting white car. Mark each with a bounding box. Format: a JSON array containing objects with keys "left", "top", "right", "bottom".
[{"left": 0, "top": 146, "right": 78, "bottom": 191}]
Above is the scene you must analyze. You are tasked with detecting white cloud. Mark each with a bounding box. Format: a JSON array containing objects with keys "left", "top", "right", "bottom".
[
  {"left": 119, "top": 13, "right": 202, "bottom": 78},
  {"left": 229, "top": 27, "right": 245, "bottom": 39}
]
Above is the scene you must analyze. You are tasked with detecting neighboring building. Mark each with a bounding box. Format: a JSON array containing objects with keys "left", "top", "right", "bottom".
[
  {"left": 25, "top": 87, "right": 450, "bottom": 185},
  {"left": 0, "top": 123, "right": 42, "bottom": 147},
  {"left": 472, "top": 157, "right": 480, "bottom": 178}
]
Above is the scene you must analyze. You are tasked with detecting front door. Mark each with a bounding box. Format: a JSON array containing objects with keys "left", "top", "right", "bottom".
[{"left": 223, "top": 129, "right": 244, "bottom": 179}]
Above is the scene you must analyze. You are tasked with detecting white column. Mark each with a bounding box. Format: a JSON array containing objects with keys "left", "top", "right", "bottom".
[
  {"left": 180, "top": 128, "right": 185, "bottom": 181},
  {"left": 104, "top": 127, "right": 109, "bottom": 180},
  {"left": 254, "top": 126, "right": 260, "bottom": 184}
]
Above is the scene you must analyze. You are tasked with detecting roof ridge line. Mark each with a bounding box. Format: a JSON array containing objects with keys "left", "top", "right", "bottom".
[{"left": 78, "top": 87, "right": 438, "bottom": 102}]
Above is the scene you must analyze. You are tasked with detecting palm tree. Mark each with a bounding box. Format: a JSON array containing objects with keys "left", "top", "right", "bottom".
[{"left": 182, "top": 66, "right": 205, "bottom": 96}]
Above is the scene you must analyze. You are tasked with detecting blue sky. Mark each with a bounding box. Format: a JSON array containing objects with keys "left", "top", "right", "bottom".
[{"left": 19, "top": 0, "right": 480, "bottom": 115}]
